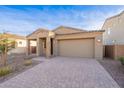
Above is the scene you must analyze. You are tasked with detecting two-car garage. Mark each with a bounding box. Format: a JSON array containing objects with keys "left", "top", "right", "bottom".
[{"left": 58, "top": 38, "right": 94, "bottom": 58}]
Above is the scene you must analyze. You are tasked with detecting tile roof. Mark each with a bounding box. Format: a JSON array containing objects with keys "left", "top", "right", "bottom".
[
  {"left": 26, "top": 28, "right": 49, "bottom": 38},
  {"left": 0, "top": 33, "right": 26, "bottom": 39},
  {"left": 53, "top": 26, "right": 88, "bottom": 32},
  {"left": 26, "top": 26, "right": 105, "bottom": 37},
  {"left": 53, "top": 26, "right": 104, "bottom": 35}
]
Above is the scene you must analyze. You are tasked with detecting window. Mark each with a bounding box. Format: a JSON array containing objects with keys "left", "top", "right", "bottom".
[
  {"left": 112, "top": 40, "right": 116, "bottom": 44},
  {"left": 107, "top": 28, "right": 111, "bottom": 35},
  {"left": 19, "top": 41, "right": 22, "bottom": 45}
]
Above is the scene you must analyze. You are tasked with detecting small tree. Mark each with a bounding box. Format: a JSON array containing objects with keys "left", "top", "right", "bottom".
[{"left": 0, "top": 33, "right": 15, "bottom": 66}]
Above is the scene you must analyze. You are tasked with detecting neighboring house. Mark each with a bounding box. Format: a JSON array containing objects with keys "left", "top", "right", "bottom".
[
  {"left": 26, "top": 26, "right": 104, "bottom": 59},
  {"left": 0, "top": 33, "right": 26, "bottom": 54},
  {"left": 102, "top": 11, "right": 124, "bottom": 59}
]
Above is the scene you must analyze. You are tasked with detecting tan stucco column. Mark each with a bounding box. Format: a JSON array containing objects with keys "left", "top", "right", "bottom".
[
  {"left": 53, "top": 39, "right": 59, "bottom": 56},
  {"left": 46, "top": 37, "right": 51, "bottom": 58},
  {"left": 36, "top": 38, "right": 43, "bottom": 56},
  {"left": 26, "top": 39, "right": 30, "bottom": 56},
  {"left": 94, "top": 35, "right": 103, "bottom": 59}
]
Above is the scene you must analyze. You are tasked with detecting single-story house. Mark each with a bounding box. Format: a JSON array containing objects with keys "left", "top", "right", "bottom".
[
  {"left": 26, "top": 26, "right": 104, "bottom": 59},
  {"left": 0, "top": 33, "right": 26, "bottom": 54},
  {"left": 102, "top": 11, "right": 124, "bottom": 59}
]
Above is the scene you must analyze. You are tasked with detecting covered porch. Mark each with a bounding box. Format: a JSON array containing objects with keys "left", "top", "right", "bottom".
[{"left": 26, "top": 29, "right": 55, "bottom": 58}]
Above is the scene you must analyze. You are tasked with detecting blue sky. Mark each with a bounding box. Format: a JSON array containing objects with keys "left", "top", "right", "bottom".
[{"left": 0, "top": 5, "right": 124, "bottom": 36}]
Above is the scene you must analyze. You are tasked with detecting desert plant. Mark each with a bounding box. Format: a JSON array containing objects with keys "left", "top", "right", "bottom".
[
  {"left": 24, "top": 60, "right": 32, "bottom": 66},
  {"left": 0, "top": 66, "right": 12, "bottom": 77},
  {"left": 118, "top": 56, "right": 124, "bottom": 65},
  {"left": 0, "top": 33, "right": 15, "bottom": 66}
]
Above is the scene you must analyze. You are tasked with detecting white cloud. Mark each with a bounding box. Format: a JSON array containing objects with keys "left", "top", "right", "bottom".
[{"left": 0, "top": 5, "right": 124, "bottom": 35}]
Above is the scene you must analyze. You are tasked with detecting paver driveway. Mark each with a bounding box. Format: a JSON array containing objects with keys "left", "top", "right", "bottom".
[{"left": 0, "top": 57, "right": 119, "bottom": 88}]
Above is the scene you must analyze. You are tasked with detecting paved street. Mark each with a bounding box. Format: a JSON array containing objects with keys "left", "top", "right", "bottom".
[{"left": 0, "top": 57, "right": 119, "bottom": 88}]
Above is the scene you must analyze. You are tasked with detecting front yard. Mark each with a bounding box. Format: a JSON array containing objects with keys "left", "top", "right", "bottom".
[
  {"left": 0, "top": 53, "right": 40, "bottom": 83},
  {"left": 99, "top": 58, "right": 124, "bottom": 88},
  {"left": 0, "top": 57, "right": 119, "bottom": 88}
]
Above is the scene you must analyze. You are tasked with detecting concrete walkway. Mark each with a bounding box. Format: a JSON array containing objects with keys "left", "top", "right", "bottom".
[{"left": 0, "top": 57, "right": 119, "bottom": 88}]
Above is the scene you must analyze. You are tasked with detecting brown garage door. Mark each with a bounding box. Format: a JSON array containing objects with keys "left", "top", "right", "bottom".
[{"left": 58, "top": 39, "right": 94, "bottom": 58}]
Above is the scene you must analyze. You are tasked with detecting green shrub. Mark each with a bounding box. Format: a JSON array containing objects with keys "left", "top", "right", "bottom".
[
  {"left": 0, "top": 66, "right": 12, "bottom": 77},
  {"left": 118, "top": 56, "right": 124, "bottom": 65},
  {"left": 24, "top": 60, "right": 32, "bottom": 66}
]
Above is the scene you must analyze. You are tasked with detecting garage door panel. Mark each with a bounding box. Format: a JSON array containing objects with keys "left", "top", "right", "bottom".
[{"left": 58, "top": 39, "right": 94, "bottom": 58}]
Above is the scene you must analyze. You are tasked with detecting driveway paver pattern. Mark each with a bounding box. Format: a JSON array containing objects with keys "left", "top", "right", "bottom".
[{"left": 0, "top": 57, "right": 119, "bottom": 88}]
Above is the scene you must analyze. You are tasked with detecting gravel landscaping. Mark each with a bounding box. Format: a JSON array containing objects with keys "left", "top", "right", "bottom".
[
  {"left": 0, "top": 53, "right": 40, "bottom": 83},
  {"left": 98, "top": 58, "right": 124, "bottom": 88}
]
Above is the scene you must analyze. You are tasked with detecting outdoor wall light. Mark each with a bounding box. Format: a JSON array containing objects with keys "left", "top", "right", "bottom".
[
  {"left": 112, "top": 40, "right": 116, "bottom": 44},
  {"left": 97, "top": 39, "right": 101, "bottom": 43}
]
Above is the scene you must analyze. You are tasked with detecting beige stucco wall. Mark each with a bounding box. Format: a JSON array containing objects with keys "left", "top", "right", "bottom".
[
  {"left": 94, "top": 34, "right": 103, "bottom": 59},
  {"left": 30, "top": 41, "right": 37, "bottom": 46},
  {"left": 8, "top": 47, "right": 26, "bottom": 54},
  {"left": 102, "top": 12, "right": 124, "bottom": 45},
  {"left": 16, "top": 39, "right": 26, "bottom": 47},
  {"left": 55, "top": 32, "right": 103, "bottom": 40},
  {"left": 36, "top": 38, "right": 43, "bottom": 56},
  {"left": 8, "top": 39, "right": 26, "bottom": 54}
]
